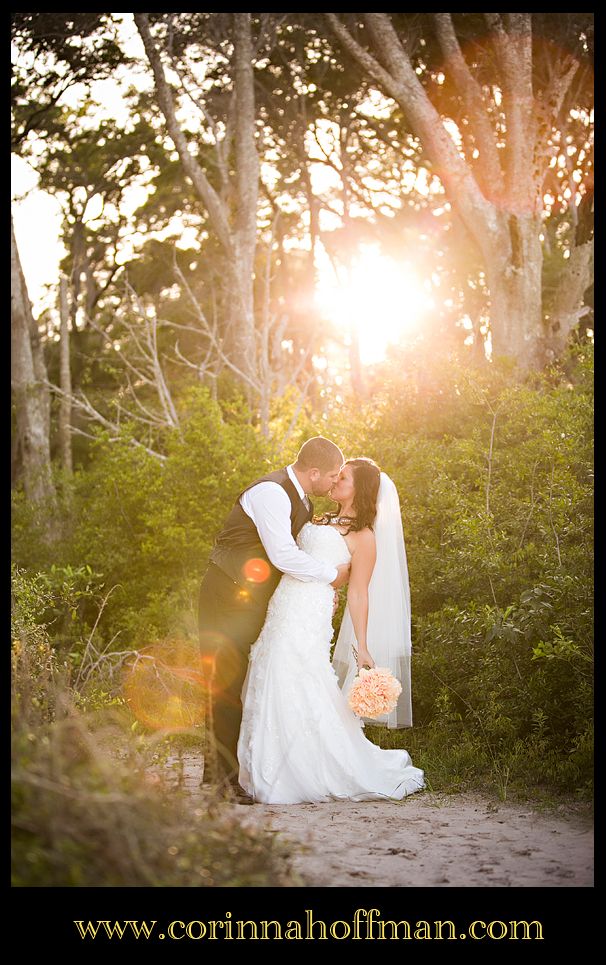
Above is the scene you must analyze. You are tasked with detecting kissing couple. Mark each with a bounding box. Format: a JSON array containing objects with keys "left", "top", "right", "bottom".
[{"left": 198, "top": 436, "right": 425, "bottom": 805}]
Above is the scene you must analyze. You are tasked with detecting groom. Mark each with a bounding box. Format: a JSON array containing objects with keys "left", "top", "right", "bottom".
[{"left": 198, "top": 436, "right": 350, "bottom": 802}]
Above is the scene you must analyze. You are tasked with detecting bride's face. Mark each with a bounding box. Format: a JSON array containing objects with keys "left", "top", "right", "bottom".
[{"left": 328, "top": 465, "right": 355, "bottom": 504}]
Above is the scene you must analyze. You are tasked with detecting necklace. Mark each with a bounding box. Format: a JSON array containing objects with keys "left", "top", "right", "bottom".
[{"left": 327, "top": 514, "right": 356, "bottom": 527}]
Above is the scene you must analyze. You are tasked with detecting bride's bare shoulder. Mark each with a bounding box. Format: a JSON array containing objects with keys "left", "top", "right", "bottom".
[{"left": 348, "top": 527, "right": 376, "bottom": 550}]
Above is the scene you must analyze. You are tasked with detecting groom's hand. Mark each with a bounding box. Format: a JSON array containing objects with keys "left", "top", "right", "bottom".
[{"left": 331, "top": 563, "right": 350, "bottom": 589}]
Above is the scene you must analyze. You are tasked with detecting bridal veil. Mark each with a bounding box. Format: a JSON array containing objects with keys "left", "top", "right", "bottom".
[{"left": 331, "top": 471, "right": 413, "bottom": 728}]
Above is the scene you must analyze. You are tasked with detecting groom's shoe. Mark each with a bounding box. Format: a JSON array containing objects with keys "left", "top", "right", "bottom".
[
  {"left": 201, "top": 769, "right": 255, "bottom": 805},
  {"left": 227, "top": 779, "right": 255, "bottom": 805}
]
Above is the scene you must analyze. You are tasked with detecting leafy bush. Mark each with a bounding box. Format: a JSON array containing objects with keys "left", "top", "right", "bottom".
[
  {"left": 12, "top": 709, "right": 297, "bottom": 886},
  {"left": 410, "top": 575, "right": 592, "bottom": 796},
  {"left": 15, "top": 387, "right": 274, "bottom": 645},
  {"left": 11, "top": 568, "right": 298, "bottom": 887}
]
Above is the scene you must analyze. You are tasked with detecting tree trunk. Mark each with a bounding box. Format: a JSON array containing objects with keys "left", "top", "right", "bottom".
[
  {"left": 342, "top": 138, "right": 365, "bottom": 397},
  {"left": 135, "top": 12, "right": 260, "bottom": 386},
  {"left": 232, "top": 13, "right": 260, "bottom": 384},
  {"left": 547, "top": 238, "right": 594, "bottom": 359},
  {"left": 11, "top": 214, "right": 57, "bottom": 515},
  {"left": 484, "top": 212, "right": 545, "bottom": 367},
  {"left": 59, "top": 276, "right": 73, "bottom": 475}
]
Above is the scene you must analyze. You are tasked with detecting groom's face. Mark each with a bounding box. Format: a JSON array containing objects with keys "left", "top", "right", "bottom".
[{"left": 309, "top": 463, "right": 342, "bottom": 497}]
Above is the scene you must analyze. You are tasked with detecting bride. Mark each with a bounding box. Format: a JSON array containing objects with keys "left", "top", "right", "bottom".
[{"left": 237, "top": 457, "right": 425, "bottom": 804}]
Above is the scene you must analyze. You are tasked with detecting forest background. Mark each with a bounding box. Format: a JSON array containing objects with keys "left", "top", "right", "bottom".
[{"left": 11, "top": 12, "right": 593, "bottom": 887}]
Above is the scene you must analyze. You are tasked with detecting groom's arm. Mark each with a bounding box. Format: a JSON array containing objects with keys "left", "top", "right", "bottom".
[{"left": 240, "top": 482, "right": 338, "bottom": 583}]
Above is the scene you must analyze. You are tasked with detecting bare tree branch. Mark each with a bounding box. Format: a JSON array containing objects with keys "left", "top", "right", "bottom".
[
  {"left": 134, "top": 13, "right": 234, "bottom": 255},
  {"left": 325, "top": 14, "right": 497, "bottom": 246},
  {"left": 433, "top": 13, "right": 503, "bottom": 191},
  {"left": 47, "top": 382, "right": 167, "bottom": 462},
  {"left": 171, "top": 253, "right": 260, "bottom": 390},
  {"left": 533, "top": 58, "right": 580, "bottom": 189},
  {"left": 165, "top": 15, "right": 230, "bottom": 191}
]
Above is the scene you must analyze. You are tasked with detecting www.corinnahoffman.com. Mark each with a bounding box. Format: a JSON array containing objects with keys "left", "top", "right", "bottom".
[{"left": 73, "top": 909, "right": 544, "bottom": 942}]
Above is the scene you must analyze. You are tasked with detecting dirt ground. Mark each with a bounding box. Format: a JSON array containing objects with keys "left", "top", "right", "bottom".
[{"left": 161, "top": 751, "right": 594, "bottom": 888}]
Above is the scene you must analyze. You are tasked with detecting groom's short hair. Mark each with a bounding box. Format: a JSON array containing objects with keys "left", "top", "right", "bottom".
[{"left": 295, "top": 436, "right": 344, "bottom": 472}]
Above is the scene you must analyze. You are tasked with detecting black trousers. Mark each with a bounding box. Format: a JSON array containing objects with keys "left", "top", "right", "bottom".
[{"left": 197, "top": 563, "right": 270, "bottom": 781}]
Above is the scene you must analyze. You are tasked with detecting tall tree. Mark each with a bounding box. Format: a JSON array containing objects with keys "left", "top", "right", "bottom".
[
  {"left": 135, "top": 13, "right": 258, "bottom": 382},
  {"left": 325, "top": 13, "right": 593, "bottom": 369},
  {"left": 11, "top": 214, "right": 57, "bottom": 516},
  {"left": 134, "top": 13, "right": 322, "bottom": 432}
]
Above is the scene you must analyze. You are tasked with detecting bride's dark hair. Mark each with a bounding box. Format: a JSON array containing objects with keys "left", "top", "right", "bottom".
[{"left": 331, "top": 457, "right": 381, "bottom": 533}]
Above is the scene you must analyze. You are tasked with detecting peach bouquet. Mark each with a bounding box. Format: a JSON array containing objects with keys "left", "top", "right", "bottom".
[{"left": 348, "top": 666, "right": 402, "bottom": 719}]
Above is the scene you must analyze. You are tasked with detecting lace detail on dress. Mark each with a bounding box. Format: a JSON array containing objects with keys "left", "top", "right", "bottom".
[{"left": 237, "top": 522, "right": 425, "bottom": 804}]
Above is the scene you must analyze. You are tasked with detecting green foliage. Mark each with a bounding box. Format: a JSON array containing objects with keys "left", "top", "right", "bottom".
[
  {"left": 410, "top": 576, "right": 592, "bottom": 797},
  {"left": 12, "top": 561, "right": 106, "bottom": 660},
  {"left": 12, "top": 577, "right": 61, "bottom": 729},
  {"left": 12, "top": 743, "right": 297, "bottom": 889},
  {"left": 12, "top": 348, "right": 593, "bottom": 800},
  {"left": 13, "top": 387, "right": 273, "bottom": 645},
  {"left": 11, "top": 567, "right": 297, "bottom": 887},
  {"left": 12, "top": 710, "right": 297, "bottom": 886},
  {"left": 331, "top": 347, "right": 593, "bottom": 619}
]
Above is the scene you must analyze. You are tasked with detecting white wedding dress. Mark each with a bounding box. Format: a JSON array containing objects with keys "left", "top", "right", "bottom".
[{"left": 237, "top": 521, "right": 426, "bottom": 804}]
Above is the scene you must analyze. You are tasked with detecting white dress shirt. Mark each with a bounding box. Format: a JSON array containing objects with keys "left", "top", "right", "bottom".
[{"left": 239, "top": 464, "right": 338, "bottom": 583}]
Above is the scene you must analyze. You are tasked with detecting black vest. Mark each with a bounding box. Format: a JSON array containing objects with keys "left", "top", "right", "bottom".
[{"left": 209, "top": 468, "right": 313, "bottom": 607}]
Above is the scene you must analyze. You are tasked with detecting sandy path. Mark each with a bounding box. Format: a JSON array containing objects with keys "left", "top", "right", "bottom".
[
  {"left": 235, "top": 793, "right": 593, "bottom": 887},
  {"left": 163, "top": 752, "right": 593, "bottom": 888}
]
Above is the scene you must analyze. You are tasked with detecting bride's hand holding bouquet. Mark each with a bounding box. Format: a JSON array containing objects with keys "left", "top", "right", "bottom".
[
  {"left": 356, "top": 646, "right": 375, "bottom": 671},
  {"left": 349, "top": 645, "right": 402, "bottom": 720}
]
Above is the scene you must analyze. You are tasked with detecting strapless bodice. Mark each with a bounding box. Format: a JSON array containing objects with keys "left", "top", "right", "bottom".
[{"left": 296, "top": 521, "right": 351, "bottom": 567}]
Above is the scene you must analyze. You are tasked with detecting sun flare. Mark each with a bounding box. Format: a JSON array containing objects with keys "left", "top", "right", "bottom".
[{"left": 315, "top": 243, "right": 434, "bottom": 365}]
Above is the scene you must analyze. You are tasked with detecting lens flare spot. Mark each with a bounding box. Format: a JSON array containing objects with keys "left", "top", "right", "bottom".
[
  {"left": 122, "top": 636, "right": 208, "bottom": 732},
  {"left": 243, "top": 557, "right": 271, "bottom": 584},
  {"left": 198, "top": 631, "right": 242, "bottom": 696},
  {"left": 199, "top": 630, "right": 230, "bottom": 656}
]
